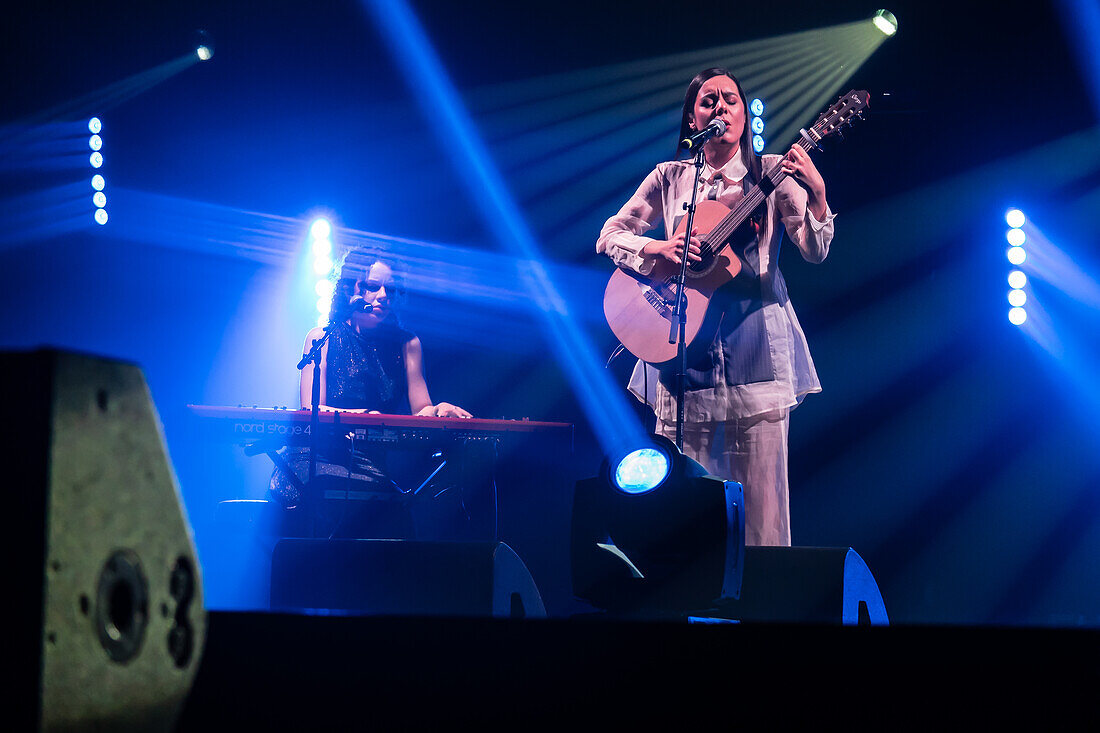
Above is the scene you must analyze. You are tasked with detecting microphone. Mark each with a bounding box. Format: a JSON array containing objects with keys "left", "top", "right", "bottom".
[
  {"left": 348, "top": 298, "right": 375, "bottom": 313},
  {"left": 680, "top": 119, "right": 728, "bottom": 151}
]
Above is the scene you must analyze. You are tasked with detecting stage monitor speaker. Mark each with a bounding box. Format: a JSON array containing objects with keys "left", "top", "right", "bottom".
[
  {"left": 270, "top": 539, "right": 546, "bottom": 618},
  {"left": 2, "top": 349, "right": 205, "bottom": 731},
  {"left": 718, "top": 547, "right": 889, "bottom": 625}
]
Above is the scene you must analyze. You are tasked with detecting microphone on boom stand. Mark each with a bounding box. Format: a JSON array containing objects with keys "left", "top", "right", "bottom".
[{"left": 680, "top": 119, "right": 728, "bottom": 151}]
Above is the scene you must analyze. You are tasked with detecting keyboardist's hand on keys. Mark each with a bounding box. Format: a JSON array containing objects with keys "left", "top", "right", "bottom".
[{"left": 417, "top": 402, "right": 472, "bottom": 418}]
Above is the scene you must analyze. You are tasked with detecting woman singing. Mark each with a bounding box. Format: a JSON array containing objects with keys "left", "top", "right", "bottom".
[{"left": 597, "top": 67, "right": 835, "bottom": 546}]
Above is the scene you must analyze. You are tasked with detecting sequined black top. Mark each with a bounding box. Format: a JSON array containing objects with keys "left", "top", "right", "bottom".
[{"left": 325, "top": 322, "right": 414, "bottom": 414}]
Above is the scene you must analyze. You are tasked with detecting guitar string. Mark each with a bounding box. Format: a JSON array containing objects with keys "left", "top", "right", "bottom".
[
  {"left": 693, "top": 136, "right": 814, "bottom": 259},
  {"left": 656, "top": 136, "right": 812, "bottom": 293},
  {"left": 696, "top": 100, "right": 857, "bottom": 256}
]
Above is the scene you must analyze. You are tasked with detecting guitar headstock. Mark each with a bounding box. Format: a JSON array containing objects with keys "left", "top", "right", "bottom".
[{"left": 810, "top": 90, "right": 870, "bottom": 142}]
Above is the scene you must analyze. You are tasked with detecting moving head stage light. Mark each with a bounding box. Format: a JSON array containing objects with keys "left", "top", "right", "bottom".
[{"left": 571, "top": 436, "right": 744, "bottom": 616}]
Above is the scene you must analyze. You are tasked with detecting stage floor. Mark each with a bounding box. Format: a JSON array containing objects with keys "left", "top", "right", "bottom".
[{"left": 180, "top": 611, "right": 1099, "bottom": 728}]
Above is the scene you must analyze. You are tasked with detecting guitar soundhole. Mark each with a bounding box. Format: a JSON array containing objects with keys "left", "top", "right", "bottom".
[{"left": 688, "top": 245, "right": 715, "bottom": 275}]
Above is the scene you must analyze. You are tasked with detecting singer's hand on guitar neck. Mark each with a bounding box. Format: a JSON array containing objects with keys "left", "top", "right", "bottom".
[
  {"left": 641, "top": 228, "right": 703, "bottom": 266},
  {"left": 781, "top": 144, "right": 828, "bottom": 220}
]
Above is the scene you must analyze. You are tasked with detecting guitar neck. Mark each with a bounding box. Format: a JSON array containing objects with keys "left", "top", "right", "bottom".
[
  {"left": 687, "top": 90, "right": 866, "bottom": 262},
  {"left": 705, "top": 134, "right": 818, "bottom": 248}
]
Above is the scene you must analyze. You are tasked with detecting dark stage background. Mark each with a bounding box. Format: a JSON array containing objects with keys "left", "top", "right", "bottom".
[{"left": 3, "top": 0, "right": 1099, "bottom": 626}]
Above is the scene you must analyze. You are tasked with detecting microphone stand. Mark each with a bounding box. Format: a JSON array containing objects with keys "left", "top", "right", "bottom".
[
  {"left": 296, "top": 321, "right": 343, "bottom": 538},
  {"left": 295, "top": 304, "right": 370, "bottom": 536},
  {"left": 668, "top": 147, "right": 707, "bottom": 451}
]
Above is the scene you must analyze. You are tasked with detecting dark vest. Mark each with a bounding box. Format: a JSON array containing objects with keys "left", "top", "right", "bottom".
[{"left": 325, "top": 323, "right": 414, "bottom": 414}]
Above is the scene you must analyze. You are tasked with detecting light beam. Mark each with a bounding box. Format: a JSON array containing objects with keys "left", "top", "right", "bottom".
[{"left": 360, "top": 0, "right": 648, "bottom": 457}]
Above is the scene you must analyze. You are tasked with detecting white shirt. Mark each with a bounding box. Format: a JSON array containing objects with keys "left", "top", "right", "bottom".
[{"left": 597, "top": 153, "right": 835, "bottom": 421}]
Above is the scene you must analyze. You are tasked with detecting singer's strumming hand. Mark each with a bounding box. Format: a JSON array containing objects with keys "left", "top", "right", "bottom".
[{"left": 642, "top": 228, "right": 703, "bottom": 265}]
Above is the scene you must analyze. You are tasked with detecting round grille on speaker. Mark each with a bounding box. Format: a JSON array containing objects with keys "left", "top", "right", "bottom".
[{"left": 94, "top": 550, "right": 149, "bottom": 663}]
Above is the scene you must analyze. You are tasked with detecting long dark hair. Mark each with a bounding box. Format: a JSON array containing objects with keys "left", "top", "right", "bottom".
[{"left": 677, "top": 67, "right": 762, "bottom": 184}]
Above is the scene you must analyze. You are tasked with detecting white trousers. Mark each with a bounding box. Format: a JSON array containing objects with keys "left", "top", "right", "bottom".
[{"left": 656, "top": 408, "right": 791, "bottom": 546}]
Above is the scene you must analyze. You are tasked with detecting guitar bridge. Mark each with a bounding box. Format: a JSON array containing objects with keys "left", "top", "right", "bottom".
[{"left": 642, "top": 283, "right": 678, "bottom": 320}]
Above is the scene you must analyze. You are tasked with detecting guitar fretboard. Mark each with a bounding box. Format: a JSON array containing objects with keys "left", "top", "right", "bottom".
[{"left": 697, "top": 131, "right": 820, "bottom": 264}]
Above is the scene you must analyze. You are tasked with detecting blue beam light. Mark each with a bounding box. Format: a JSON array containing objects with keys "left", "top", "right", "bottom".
[
  {"left": 1056, "top": 0, "right": 1100, "bottom": 121},
  {"left": 1021, "top": 221, "right": 1100, "bottom": 311},
  {"left": 360, "top": 0, "right": 647, "bottom": 458}
]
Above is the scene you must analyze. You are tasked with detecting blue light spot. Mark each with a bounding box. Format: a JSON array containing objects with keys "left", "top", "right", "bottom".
[
  {"left": 91, "top": 174, "right": 105, "bottom": 191},
  {"left": 613, "top": 448, "right": 670, "bottom": 494},
  {"left": 310, "top": 218, "right": 332, "bottom": 240},
  {"left": 88, "top": 117, "right": 102, "bottom": 134},
  {"left": 752, "top": 134, "right": 765, "bottom": 153},
  {"left": 750, "top": 98, "right": 764, "bottom": 116},
  {"left": 751, "top": 117, "right": 764, "bottom": 134}
]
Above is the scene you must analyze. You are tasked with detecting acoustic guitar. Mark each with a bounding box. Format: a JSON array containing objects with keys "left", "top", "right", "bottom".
[{"left": 603, "top": 89, "right": 870, "bottom": 366}]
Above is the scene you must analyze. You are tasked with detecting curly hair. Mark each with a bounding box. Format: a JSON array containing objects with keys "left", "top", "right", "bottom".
[{"left": 325, "top": 255, "right": 406, "bottom": 327}]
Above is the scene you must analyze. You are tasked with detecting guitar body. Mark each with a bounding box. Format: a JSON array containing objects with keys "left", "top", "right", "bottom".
[{"left": 603, "top": 199, "right": 745, "bottom": 367}]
